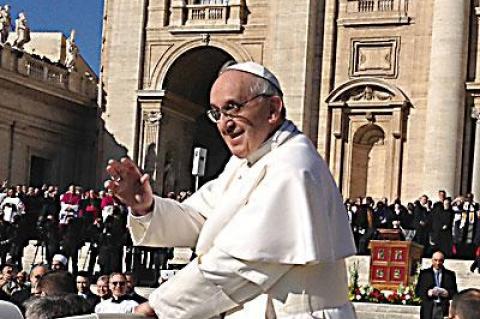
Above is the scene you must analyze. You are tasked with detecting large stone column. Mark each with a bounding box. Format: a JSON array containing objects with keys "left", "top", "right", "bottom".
[
  {"left": 423, "top": 0, "right": 469, "bottom": 196},
  {"left": 472, "top": 108, "right": 480, "bottom": 198}
]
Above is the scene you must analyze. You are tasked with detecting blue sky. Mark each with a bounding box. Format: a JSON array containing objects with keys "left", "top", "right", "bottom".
[{"left": 9, "top": 1, "right": 104, "bottom": 74}]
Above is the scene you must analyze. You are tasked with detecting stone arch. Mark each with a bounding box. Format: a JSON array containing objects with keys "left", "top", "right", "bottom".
[
  {"left": 350, "top": 124, "right": 386, "bottom": 199},
  {"left": 151, "top": 38, "right": 253, "bottom": 91},
  {"left": 147, "top": 44, "right": 247, "bottom": 193}
]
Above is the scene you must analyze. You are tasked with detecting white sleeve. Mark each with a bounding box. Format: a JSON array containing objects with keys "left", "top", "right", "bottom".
[
  {"left": 127, "top": 197, "right": 206, "bottom": 247},
  {"left": 148, "top": 247, "right": 292, "bottom": 319},
  {"left": 199, "top": 247, "right": 293, "bottom": 302}
]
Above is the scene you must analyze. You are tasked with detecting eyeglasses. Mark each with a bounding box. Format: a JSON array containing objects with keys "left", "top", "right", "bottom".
[
  {"left": 206, "top": 93, "right": 271, "bottom": 123},
  {"left": 111, "top": 281, "right": 126, "bottom": 286}
]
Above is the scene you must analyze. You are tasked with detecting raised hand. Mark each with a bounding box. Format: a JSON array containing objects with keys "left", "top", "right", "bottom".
[{"left": 105, "top": 158, "right": 154, "bottom": 216}]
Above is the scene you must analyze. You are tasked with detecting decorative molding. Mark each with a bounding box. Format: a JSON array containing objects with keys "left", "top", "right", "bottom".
[
  {"left": 350, "top": 37, "right": 399, "bottom": 78},
  {"left": 326, "top": 77, "right": 409, "bottom": 108},
  {"left": 201, "top": 33, "right": 211, "bottom": 45},
  {"left": 151, "top": 38, "right": 254, "bottom": 90}
]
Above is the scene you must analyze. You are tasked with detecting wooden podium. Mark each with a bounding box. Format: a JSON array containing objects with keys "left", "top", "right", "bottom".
[{"left": 369, "top": 240, "right": 423, "bottom": 290}]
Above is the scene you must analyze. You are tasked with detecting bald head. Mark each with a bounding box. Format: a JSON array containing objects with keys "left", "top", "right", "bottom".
[{"left": 432, "top": 251, "right": 445, "bottom": 270}]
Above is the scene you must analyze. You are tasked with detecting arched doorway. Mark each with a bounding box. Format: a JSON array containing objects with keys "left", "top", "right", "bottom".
[
  {"left": 141, "top": 46, "right": 234, "bottom": 195},
  {"left": 326, "top": 78, "right": 411, "bottom": 200},
  {"left": 350, "top": 124, "right": 386, "bottom": 199}
]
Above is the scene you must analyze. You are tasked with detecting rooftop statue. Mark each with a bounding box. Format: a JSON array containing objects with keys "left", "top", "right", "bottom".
[
  {"left": 0, "top": 4, "right": 12, "bottom": 44},
  {"left": 12, "top": 11, "right": 30, "bottom": 49},
  {"left": 65, "top": 29, "right": 79, "bottom": 72}
]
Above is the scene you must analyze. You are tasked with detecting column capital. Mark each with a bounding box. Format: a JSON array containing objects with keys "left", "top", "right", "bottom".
[
  {"left": 144, "top": 110, "right": 163, "bottom": 125},
  {"left": 475, "top": 6, "right": 480, "bottom": 17}
]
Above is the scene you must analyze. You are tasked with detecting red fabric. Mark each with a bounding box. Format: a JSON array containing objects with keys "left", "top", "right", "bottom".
[
  {"left": 452, "top": 244, "right": 457, "bottom": 255},
  {"left": 101, "top": 195, "right": 114, "bottom": 209},
  {"left": 85, "top": 204, "right": 99, "bottom": 220},
  {"left": 61, "top": 192, "right": 80, "bottom": 205},
  {"left": 476, "top": 246, "right": 480, "bottom": 257}
]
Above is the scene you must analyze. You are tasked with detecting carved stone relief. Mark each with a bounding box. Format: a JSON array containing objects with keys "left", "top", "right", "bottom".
[{"left": 340, "top": 85, "right": 393, "bottom": 102}]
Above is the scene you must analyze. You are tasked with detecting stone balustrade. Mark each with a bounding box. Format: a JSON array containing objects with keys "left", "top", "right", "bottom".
[
  {"left": 338, "top": 0, "right": 410, "bottom": 25},
  {"left": 169, "top": 0, "right": 245, "bottom": 32},
  {"left": 187, "top": 3, "right": 228, "bottom": 25},
  {"left": 0, "top": 44, "right": 97, "bottom": 99},
  {"left": 351, "top": 0, "right": 407, "bottom": 13}
]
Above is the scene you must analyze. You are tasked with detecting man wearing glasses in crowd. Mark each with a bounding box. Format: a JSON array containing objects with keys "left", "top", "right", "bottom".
[
  {"left": 94, "top": 272, "right": 138, "bottom": 314},
  {"left": 106, "top": 62, "right": 356, "bottom": 318}
]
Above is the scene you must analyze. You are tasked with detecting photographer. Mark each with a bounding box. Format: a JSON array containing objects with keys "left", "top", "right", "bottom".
[
  {"left": 60, "top": 214, "right": 84, "bottom": 276},
  {"left": 98, "top": 209, "right": 124, "bottom": 275},
  {"left": 36, "top": 214, "right": 60, "bottom": 265},
  {"left": 84, "top": 216, "right": 104, "bottom": 275},
  {"left": 7, "top": 215, "right": 29, "bottom": 269}
]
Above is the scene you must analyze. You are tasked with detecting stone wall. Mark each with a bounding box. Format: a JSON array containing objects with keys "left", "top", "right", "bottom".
[{"left": 0, "top": 44, "right": 98, "bottom": 187}]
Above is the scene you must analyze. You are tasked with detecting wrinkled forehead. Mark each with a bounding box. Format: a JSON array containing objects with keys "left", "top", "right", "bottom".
[{"left": 432, "top": 252, "right": 445, "bottom": 261}]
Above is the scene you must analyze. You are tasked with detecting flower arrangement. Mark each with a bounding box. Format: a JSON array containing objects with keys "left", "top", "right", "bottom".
[{"left": 348, "top": 261, "right": 421, "bottom": 305}]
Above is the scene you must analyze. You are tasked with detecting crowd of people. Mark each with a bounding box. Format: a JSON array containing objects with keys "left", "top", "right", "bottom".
[
  {"left": 0, "top": 181, "right": 194, "bottom": 318},
  {"left": 0, "top": 259, "right": 152, "bottom": 318},
  {"left": 0, "top": 181, "right": 187, "bottom": 279},
  {"left": 1, "top": 180, "right": 480, "bottom": 275},
  {"left": 345, "top": 190, "right": 480, "bottom": 271}
]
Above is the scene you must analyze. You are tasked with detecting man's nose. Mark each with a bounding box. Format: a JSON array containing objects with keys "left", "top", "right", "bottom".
[
  {"left": 218, "top": 116, "right": 235, "bottom": 131},
  {"left": 224, "top": 118, "right": 236, "bottom": 133}
]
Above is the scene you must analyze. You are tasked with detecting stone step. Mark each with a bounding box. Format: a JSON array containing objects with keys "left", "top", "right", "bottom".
[{"left": 354, "top": 303, "right": 419, "bottom": 319}]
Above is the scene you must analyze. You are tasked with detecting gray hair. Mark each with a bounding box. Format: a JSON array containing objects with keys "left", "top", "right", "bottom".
[
  {"left": 450, "top": 288, "right": 480, "bottom": 319},
  {"left": 24, "top": 294, "right": 91, "bottom": 319},
  {"left": 248, "top": 76, "right": 286, "bottom": 118},
  {"left": 248, "top": 76, "right": 283, "bottom": 98}
]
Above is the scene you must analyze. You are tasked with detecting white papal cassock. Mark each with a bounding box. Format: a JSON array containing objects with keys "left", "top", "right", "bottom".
[{"left": 128, "top": 120, "right": 357, "bottom": 319}]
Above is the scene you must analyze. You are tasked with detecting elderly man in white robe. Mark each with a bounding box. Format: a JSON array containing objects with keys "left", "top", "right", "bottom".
[{"left": 105, "top": 62, "right": 357, "bottom": 319}]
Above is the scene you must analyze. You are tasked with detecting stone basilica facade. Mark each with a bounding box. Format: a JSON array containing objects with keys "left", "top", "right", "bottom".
[
  {"left": 0, "top": 32, "right": 98, "bottom": 188},
  {"left": 100, "top": 0, "right": 480, "bottom": 202}
]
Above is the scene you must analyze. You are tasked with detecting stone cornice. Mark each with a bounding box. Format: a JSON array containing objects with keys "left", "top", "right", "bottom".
[{"left": 0, "top": 67, "right": 96, "bottom": 107}]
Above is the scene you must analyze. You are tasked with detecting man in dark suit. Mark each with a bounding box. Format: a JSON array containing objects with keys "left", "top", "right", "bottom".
[
  {"left": 415, "top": 251, "right": 458, "bottom": 319},
  {"left": 76, "top": 271, "right": 100, "bottom": 312}
]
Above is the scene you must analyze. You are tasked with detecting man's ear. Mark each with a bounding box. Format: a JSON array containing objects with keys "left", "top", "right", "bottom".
[{"left": 268, "top": 96, "right": 283, "bottom": 122}]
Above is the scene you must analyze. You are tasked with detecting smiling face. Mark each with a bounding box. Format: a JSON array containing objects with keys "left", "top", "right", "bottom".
[
  {"left": 209, "top": 71, "right": 283, "bottom": 158},
  {"left": 96, "top": 279, "right": 110, "bottom": 299},
  {"left": 109, "top": 274, "right": 127, "bottom": 298}
]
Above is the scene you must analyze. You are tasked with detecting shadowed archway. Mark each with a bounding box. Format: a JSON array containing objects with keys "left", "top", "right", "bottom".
[{"left": 157, "top": 46, "right": 234, "bottom": 192}]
